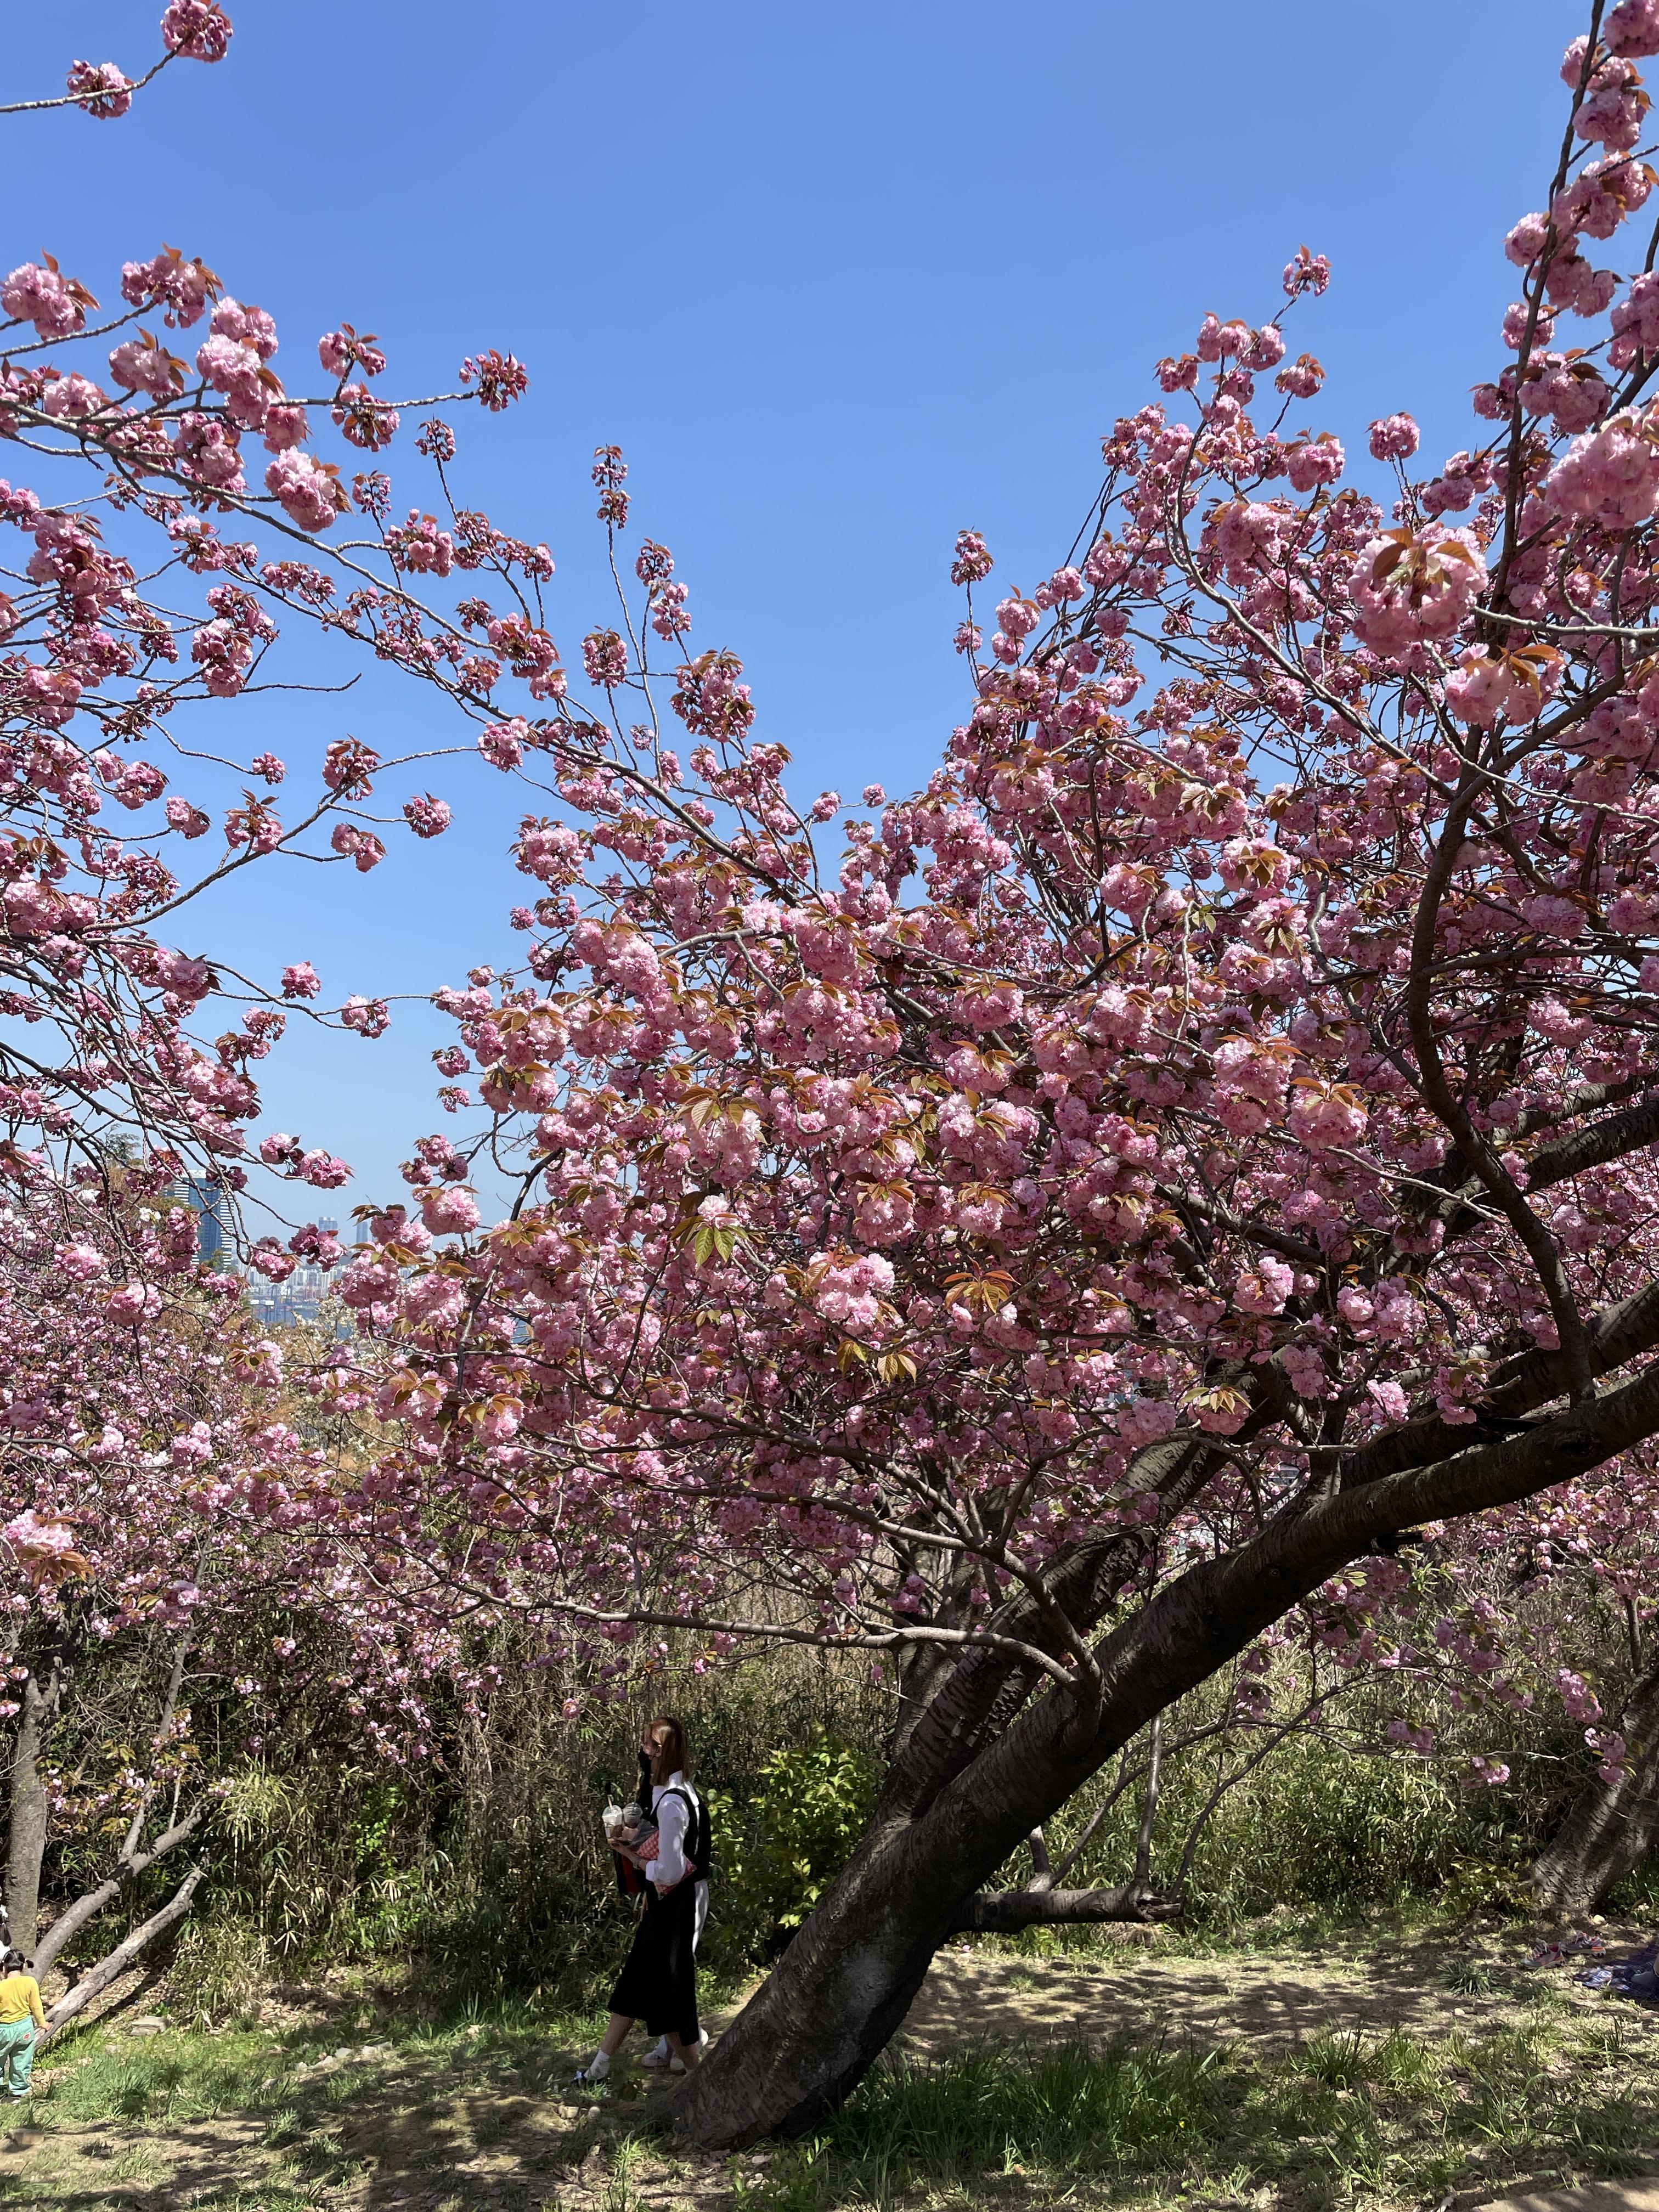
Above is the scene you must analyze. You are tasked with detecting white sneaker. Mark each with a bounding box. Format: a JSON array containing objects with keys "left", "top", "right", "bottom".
[
  {"left": 641, "top": 2038, "right": 672, "bottom": 2071},
  {"left": 668, "top": 2030, "right": 709, "bottom": 2075}
]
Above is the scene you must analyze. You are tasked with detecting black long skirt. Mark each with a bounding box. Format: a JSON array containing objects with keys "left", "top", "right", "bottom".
[{"left": 608, "top": 1877, "right": 699, "bottom": 2042}]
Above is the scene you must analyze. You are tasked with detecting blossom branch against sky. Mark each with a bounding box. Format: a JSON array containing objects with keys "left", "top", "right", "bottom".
[{"left": 4, "top": 0, "right": 1585, "bottom": 1212}]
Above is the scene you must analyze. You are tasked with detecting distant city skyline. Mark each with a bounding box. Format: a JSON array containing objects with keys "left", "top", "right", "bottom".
[
  {"left": 170, "top": 1183, "right": 346, "bottom": 1331},
  {"left": 244, "top": 1255, "right": 340, "bottom": 1334}
]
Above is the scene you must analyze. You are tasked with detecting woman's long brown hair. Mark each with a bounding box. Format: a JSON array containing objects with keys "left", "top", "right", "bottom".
[{"left": 648, "top": 1714, "right": 690, "bottom": 1782}]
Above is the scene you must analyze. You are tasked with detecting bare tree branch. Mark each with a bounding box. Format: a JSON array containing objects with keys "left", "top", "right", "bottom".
[{"left": 41, "top": 1862, "right": 205, "bottom": 2041}]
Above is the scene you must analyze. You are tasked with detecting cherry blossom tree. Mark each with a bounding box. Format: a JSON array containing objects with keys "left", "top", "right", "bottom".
[
  {"left": 254, "top": 0, "right": 1659, "bottom": 2141},
  {"left": 1532, "top": 1652, "right": 1659, "bottom": 1909},
  {"left": 0, "top": 80, "right": 548, "bottom": 1977},
  {"left": 0, "top": 1157, "right": 469, "bottom": 2014},
  {"left": 1272, "top": 1418, "right": 1659, "bottom": 1911},
  {"left": 0, "top": 3, "right": 537, "bottom": 1222},
  {"left": 1181, "top": 1471, "right": 1659, "bottom": 1911},
  {"left": 0, "top": 3, "right": 533, "bottom": 1983},
  {"left": 1506, "top": 1458, "right": 1659, "bottom": 1908},
  {"left": 14, "top": 0, "right": 1659, "bottom": 2146}
]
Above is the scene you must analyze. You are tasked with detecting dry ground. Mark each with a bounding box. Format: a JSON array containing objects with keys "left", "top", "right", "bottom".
[{"left": 896, "top": 1916, "right": 1649, "bottom": 2053}]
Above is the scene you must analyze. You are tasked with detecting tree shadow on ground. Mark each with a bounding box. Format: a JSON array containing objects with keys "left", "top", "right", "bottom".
[
  {"left": 0, "top": 2033, "right": 715, "bottom": 2212},
  {"left": 10, "top": 1926, "right": 1659, "bottom": 2211},
  {"left": 897, "top": 1919, "right": 1659, "bottom": 2059},
  {"left": 0, "top": 2110, "right": 264, "bottom": 2208}
]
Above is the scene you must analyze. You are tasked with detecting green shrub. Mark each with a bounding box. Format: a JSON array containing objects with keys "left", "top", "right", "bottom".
[
  {"left": 1012, "top": 1655, "right": 1620, "bottom": 1933},
  {"left": 705, "top": 1731, "right": 881, "bottom": 1968},
  {"left": 41, "top": 1573, "right": 1650, "bottom": 2015}
]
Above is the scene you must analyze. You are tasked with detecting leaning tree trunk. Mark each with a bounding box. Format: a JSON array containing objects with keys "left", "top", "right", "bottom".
[
  {"left": 40, "top": 1863, "right": 206, "bottom": 2042},
  {"left": 674, "top": 1526, "right": 1294, "bottom": 2149},
  {"left": 32, "top": 1630, "right": 205, "bottom": 1977},
  {"left": 33, "top": 1793, "right": 215, "bottom": 1977},
  {"left": 673, "top": 1363, "right": 1659, "bottom": 2149},
  {"left": 674, "top": 1532, "right": 1286, "bottom": 2147},
  {"left": 1532, "top": 1640, "right": 1659, "bottom": 1914}
]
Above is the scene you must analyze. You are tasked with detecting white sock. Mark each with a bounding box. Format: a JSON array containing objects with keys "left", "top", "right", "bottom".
[{"left": 585, "top": 2049, "right": 611, "bottom": 2079}]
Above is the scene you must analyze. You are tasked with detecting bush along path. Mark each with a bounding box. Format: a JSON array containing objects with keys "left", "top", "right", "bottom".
[{"left": 3, "top": 1912, "right": 1659, "bottom": 2212}]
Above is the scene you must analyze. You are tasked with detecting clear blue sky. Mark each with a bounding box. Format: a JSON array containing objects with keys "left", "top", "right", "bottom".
[{"left": 9, "top": 1, "right": 1576, "bottom": 1223}]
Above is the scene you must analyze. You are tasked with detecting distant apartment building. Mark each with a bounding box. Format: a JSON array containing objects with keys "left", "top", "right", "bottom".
[
  {"left": 174, "top": 1177, "right": 229, "bottom": 1266},
  {"left": 244, "top": 1215, "right": 341, "bottom": 1330},
  {"left": 168, "top": 1185, "right": 347, "bottom": 1333}
]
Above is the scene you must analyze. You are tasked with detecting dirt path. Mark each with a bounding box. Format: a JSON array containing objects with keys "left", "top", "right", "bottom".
[
  {"left": 898, "top": 1920, "right": 1659, "bottom": 2056},
  {"left": 1480, "top": 2189, "right": 1659, "bottom": 2212}
]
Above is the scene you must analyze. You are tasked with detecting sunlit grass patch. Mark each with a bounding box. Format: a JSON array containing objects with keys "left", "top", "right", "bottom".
[
  {"left": 722, "top": 2018, "right": 1659, "bottom": 2212},
  {"left": 2, "top": 2027, "right": 282, "bottom": 2130},
  {"left": 840, "top": 2038, "right": 1231, "bottom": 2181}
]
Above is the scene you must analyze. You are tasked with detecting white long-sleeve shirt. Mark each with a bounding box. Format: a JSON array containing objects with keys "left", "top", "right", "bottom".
[{"left": 650, "top": 1770, "right": 698, "bottom": 1889}]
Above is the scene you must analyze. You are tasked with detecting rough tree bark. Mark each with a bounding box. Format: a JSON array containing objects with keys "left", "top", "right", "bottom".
[
  {"left": 1531, "top": 1639, "right": 1659, "bottom": 1914},
  {"left": 3, "top": 1624, "right": 80, "bottom": 1955},
  {"left": 673, "top": 1353, "right": 1659, "bottom": 2149}
]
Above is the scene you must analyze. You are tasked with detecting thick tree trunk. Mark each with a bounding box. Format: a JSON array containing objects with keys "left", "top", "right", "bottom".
[
  {"left": 673, "top": 1363, "right": 1659, "bottom": 2149},
  {"left": 3, "top": 1637, "right": 75, "bottom": 1955},
  {"left": 874, "top": 1436, "right": 1224, "bottom": 1829},
  {"left": 673, "top": 1557, "right": 1260, "bottom": 2147},
  {"left": 1532, "top": 1641, "right": 1659, "bottom": 1914}
]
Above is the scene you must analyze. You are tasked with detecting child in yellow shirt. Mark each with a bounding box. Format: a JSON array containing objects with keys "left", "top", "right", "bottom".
[{"left": 0, "top": 1950, "right": 46, "bottom": 2098}]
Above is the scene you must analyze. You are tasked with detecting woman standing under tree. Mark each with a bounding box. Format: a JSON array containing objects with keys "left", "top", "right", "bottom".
[{"left": 578, "top": 1717, "right": 706, "bottom": 2085}]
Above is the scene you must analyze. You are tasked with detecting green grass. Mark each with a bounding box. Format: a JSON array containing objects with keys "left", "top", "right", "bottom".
[
  {"left": 0, "top": 1991, "right": 599, "bottom": 2182},
  {"left": 731, "top": 2017, "right": 1659, "bottom": 2212},
  {"left": 0, "top": 2015, "right": 568, "bottom": 2210},
  {"left": 4, "top": 1934, "right": 1659, "bottom": 2211}
]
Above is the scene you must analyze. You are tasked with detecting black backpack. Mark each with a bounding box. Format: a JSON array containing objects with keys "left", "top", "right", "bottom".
[{"left": 660, "top": 1785, "right": 713, "bottom": 1882}]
